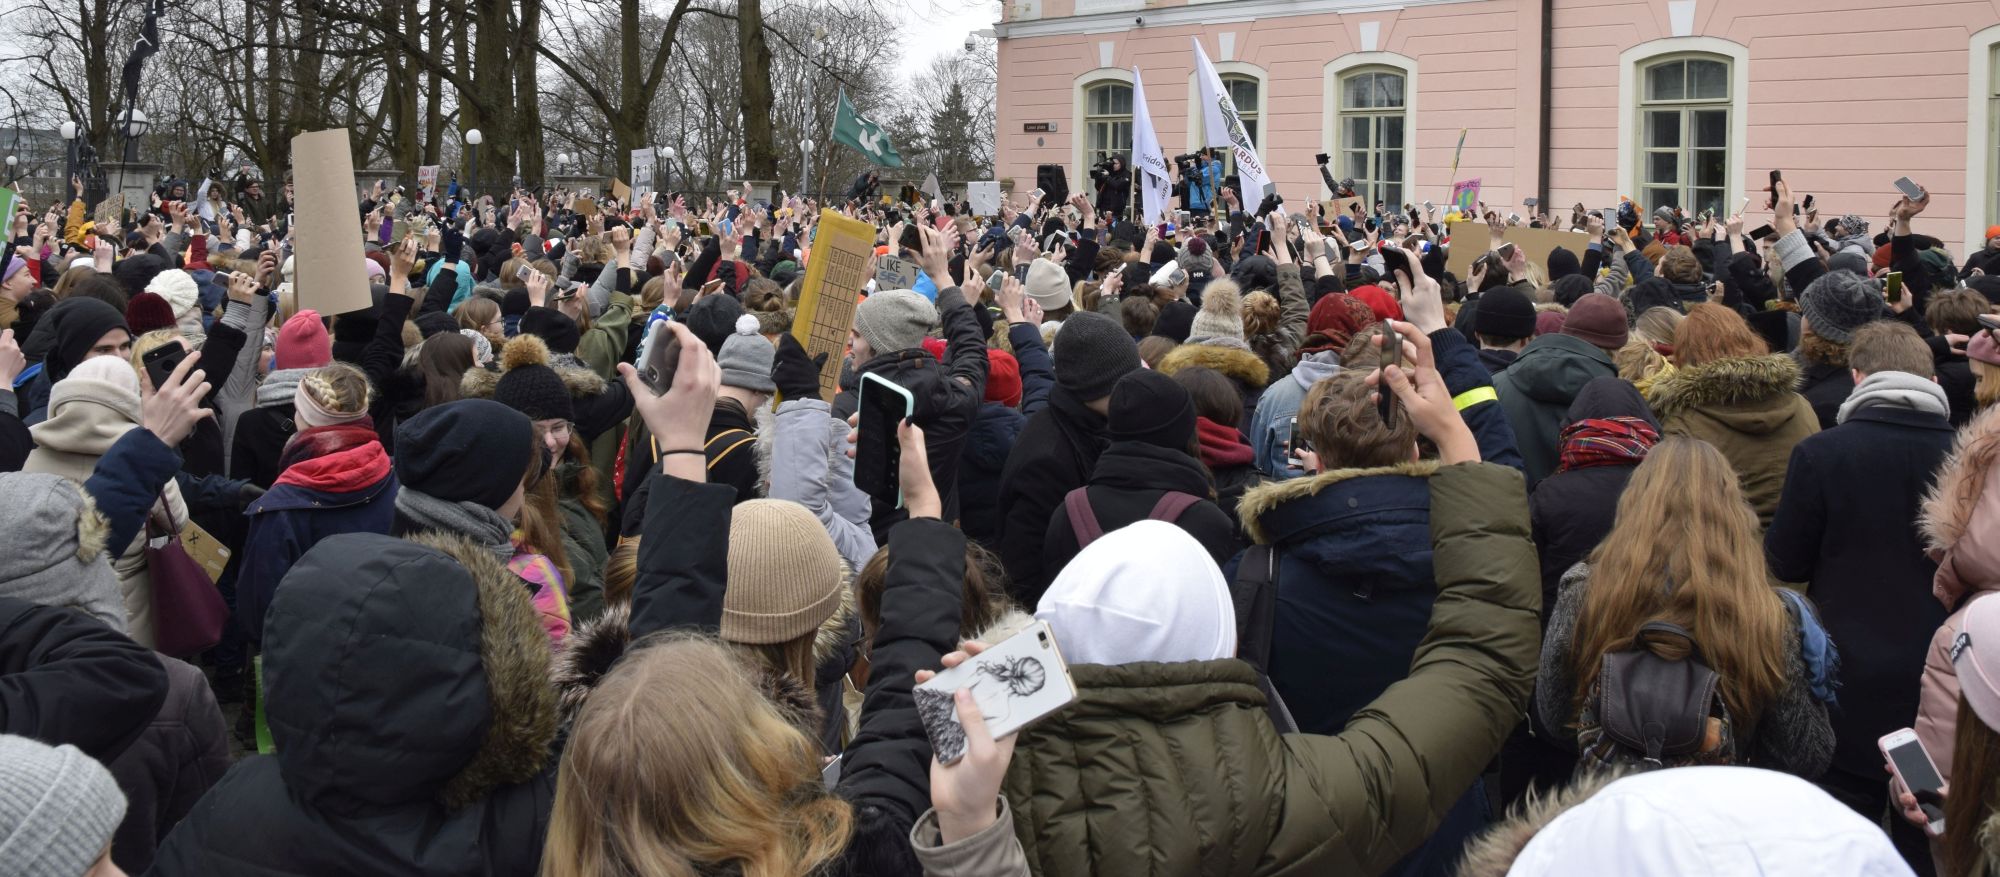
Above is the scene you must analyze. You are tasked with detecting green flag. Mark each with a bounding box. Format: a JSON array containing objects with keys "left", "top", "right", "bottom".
[
  {"left": 0, "top": 188, "right": 19, "bottom": 229},
  {"left": 832, "top": 88, "right": 903, "bottom": 168}
]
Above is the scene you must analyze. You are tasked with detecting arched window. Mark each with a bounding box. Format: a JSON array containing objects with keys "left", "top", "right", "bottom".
[
  {"left": 1638, "top": 54, "right": 1731, "bottom": 216},
  {"left": 1084, "top": 81, "right": 1133, "bottom": 170},
  {"left": 1336, "top": 68, "right": 1405, "bottom": 208}
]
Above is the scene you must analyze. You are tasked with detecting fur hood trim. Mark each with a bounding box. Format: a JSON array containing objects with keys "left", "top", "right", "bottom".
[
  {"left": 969, "top": 607, "right": 1037, "bottom": 646},
  {"left": 1157, "top": 342, "right": 1271, "bottom": 389},
  {"left": 459, "top": 342, "right": 608, "bottom": 400},
  {"left": 402, "top": 530, "right": 558, "bottom": 810},
  {"left": 1645, "top": 353, "right": 1801, "bottom": 419},
  {"left": 1978, "top": 807, "right": 2000, "bottom": 873},
  {"left": 1236, "top": 459, "right": 1440, "bottom": 545},
  {"left": 1455, "top": 769, "right": 1630, "bottom": 877},
  {"left": 1924, "top": 404, "right": 2000, "bottom": 556},
  {"left": 549, "top": 578, "right": 854, "bottom": 732}
]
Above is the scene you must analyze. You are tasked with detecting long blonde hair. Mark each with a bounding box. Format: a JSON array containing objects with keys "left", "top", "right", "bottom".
[
  {"left": 1570, "top": 437, "right": 1790, "bottom": 732},
  {"left": 540, "top": 634, "right": 852, "bottom": 877}
]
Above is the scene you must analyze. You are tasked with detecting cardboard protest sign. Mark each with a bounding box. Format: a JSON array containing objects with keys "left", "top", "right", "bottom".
[
  {"left": 1451, "top": 179, "right": 1481, "bottom": 215},
  {"left": 290, "top": 128, "right": 374, "bottom": 316},
  {"left": 1321, "top": 197, "right": 1363, "bottom": 227},
  {"left": 575, "top": 196, "right": 599, "bottom": 217},
  {"left": 967, "top": 181, "right": 1000, "bottom": 216},
  {"left": 611, "top": 179, "right": 631, "bottom": 202},
  {"left": 789, "top": 209, "right": 875, "bottom": 401},
  {"left": 94, "top": 193, "right": 126, "bottom": 229},
  {"left": 417, "top": 165, "right": 440, "bottom": 201},
  {"left": 875, "top": 254, "right": 919, "bottom": 291},
  {"left": 1445, "top": 219, "right": 1592, "bottom": 283}
]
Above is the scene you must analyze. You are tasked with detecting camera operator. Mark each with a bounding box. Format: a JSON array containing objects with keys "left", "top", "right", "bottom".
[
  {"left": 846, "top": 169, "right": 881, "bottom": 203},
  {"left": 1180, "top": 149, "right": 1221, "bottom": 220},
  {"left": 1090, "top": 154, "right": 1132, "bottom": 223}
]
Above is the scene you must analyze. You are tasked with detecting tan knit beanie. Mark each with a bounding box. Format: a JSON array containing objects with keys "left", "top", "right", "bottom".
[{"left": 722, "top": 500, "right": 847, "bottom": 644}]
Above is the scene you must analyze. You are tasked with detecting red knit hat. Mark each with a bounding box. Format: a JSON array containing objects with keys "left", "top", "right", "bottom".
[
  {"left": 1303, "top": 293, "right": 1378, "bottom": 354},
  {"left": 275, "top": 309, "right": 332, "bottom": 370},
  {"left": 1349, "top": 284, "right": 1403, "bottom": 322},
  {"left": 985, "top": 349, "right": 1021, "bottom": 407},
  {"left": 124, "top": 292, "right": 177, "bottom": 336}
]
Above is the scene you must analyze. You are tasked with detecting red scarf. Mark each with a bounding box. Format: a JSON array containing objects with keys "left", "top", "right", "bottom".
[
  {"left": 1195, "top": 417, "right": 1254, "bottom": 469},
  {"left": 1556, "top": 416, "right": 1658, "bottom": 473},
  {"left": 275, "top": 422, "right": 391, "bottom": 493}
]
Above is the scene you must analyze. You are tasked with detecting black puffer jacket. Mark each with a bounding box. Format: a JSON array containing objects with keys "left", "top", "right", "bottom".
[
  {"left": 108, "top": 655, "right": 229, "bottom": 874},
  {"left": 148, "top": 531, "right": 560, "bottom": 876},
  {"left": 1042, "top": 441, "right": 1240, "bottom": 580}
]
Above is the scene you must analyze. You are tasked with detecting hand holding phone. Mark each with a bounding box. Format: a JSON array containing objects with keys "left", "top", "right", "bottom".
[
  {"left": 855, "top": 373, "right": 915, "bottom": 509},
  {"left": 638, "top": 321, "right": 681, "bottom": 396},
  {"left": 1881, "top": 728, "right": 1947, "bottom": 836},
  {"left": 142, "top": 341, "right": 190, "bottom": 394},
  {"left": 1884, "top": 271, "right": 1904, "bottom": 304},
  {"left": 916, "top": 621, "right": 1078, "bottom": 765}
]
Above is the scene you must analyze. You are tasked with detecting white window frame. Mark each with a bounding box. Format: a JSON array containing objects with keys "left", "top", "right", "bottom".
[
  {"left": 1618, "top": 38, "right": 1748, "bottom": 222},
  {"left": 1967, "top": 25, "right": 2000, "bottom": 252},
  {"left": 1071, "top": 68, "right": 1134, "bottom": 189},
  {"left": 1635, "top": 54, "right": 1733, "bottom": 216},
  {"left": 1322, "top": 53, "right": 1417, "bottom": 206}
]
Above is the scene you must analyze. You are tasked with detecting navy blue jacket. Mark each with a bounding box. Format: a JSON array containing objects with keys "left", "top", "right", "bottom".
[
  {"left": 238, "top": 474, "right": 401, "bottom": 645},
  {"left": 947, "top": 322, "right": 1052, "bottom": 549}
]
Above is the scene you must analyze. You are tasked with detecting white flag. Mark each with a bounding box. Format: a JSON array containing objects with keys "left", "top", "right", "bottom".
[
  {"left": 1130, "top": 67, "right": 1170, "bottom": 225},
  {"left": 922, "top": 170, "right": 943, "bottom": 203},
  {"left": 1193, "top": 38, "right": 1273, "bottom": 200}
]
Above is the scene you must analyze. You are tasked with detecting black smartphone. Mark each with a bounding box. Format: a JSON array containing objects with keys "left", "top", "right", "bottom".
[
  {"left": 1802, "top": 194, "right": 1816, "bottom": 212},
  {"left": 1377, "top": 325, "right": 1401, "bottom": 426},
  {"left": 142, "top": 342, "right": 188, "bottom": 392},
  {"left": 898, "top": 223, "right": 924, "bottom": 255},
  {"left": 639, "top": 322, "right": 681, "bottom": 396},
  {"left": 1767, "top": 169, "right": 1782, "bottom": 209},
  {"left": 1747, "top": 223, "right": 1776, "bottom": 241},
  {"left": 855, "top": 373, "right": 914, "bottom": 508},
  {"left": 1284, "top": 416, "right": 1311, "bottom": 470},
  {"left": 1012, "top": 263, "right": 1030, "bottom": 284},
  {"left": 1379, "top": 243, "right": 1413, "bottom": 280}
]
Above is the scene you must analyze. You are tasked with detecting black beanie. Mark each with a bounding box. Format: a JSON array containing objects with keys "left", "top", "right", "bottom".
[
  {"left": 493, "top": 336, "right": 576, "bottom": 423},
  {"left": 518, "top": 307, "right": 581, "bottom": 354},
  {"left": 42, "top": 298, "right": 128, "bottom": 382},
  {"left": 1152, "top": 300, "right": 1197, "bottom": 344},
  {"left": 686, "top": 294, "right": 745, "bottom": 356},
  {"left": 1474, "top": 286, "right": 1536, "bottom": 339},
  {"left": 1550, "top": 274, "right": 1594, "bottom": 308},
  {"left": 1107, "top": 369, "right": 1196, "bottom": 450},
  {"left": 501, "top": 288, "right": 532, "bottom": 317},
  {"left": 1054, "top": 311, "right": 1142, "bottom": 400},
  {"left": 414, "top": 311, "right": 459, "bottom": 340},
  {"left": 111, "top": 253, "right": 168, "bottom": 299},
  {"left": 1545, "top": 247, "right": 1581, "bottom": 282},
  {"left": 394, "top": 399, "right": 534, "bottom": 509}
]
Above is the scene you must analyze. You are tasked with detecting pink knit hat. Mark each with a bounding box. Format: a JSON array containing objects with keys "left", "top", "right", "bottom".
[
  {"left": 1954, "top": 596, "right": 2000, "bottom": 732},
  {"left": 274, "top": 310, "right": 331, "bottom": 370}
]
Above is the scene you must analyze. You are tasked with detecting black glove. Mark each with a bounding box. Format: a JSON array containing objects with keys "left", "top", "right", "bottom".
[
  {"left": 236, "top": 483, "right": 267, "bottom": 512},
  {"left": 441, "top": 226, "right": 466, "bottom": 263},
  {"left": 772, "top": 333, "right": 828, "bottom": 401}
]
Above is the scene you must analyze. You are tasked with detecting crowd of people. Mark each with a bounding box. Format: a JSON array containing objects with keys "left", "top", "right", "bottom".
[{"left": 0, "top": 155, "right": 1997, "bottom": 877}]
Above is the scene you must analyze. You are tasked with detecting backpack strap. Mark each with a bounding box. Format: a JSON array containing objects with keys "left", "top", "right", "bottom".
[
  {"left": 1148, "top": 491, "right": 1202, "bottom": 523},
  {"left": 1064, "top": 487, "right": 1105, "bottom": 549},
  {"left": 1232, "top": 544, "right": 1280, "bottom": 675}
]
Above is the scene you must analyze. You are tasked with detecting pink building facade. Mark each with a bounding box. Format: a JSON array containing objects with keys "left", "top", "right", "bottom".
[{"left": 994, "top": 0, "right": 2000, "bottom": 252}]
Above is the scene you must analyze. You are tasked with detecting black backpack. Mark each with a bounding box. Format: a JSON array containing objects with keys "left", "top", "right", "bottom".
[
  {"left": 1231, "top": 544, "right": 1296, "bottom": 733},
  {"left": 1575, "top": 620, "right": 1737, "bottom": 771}
]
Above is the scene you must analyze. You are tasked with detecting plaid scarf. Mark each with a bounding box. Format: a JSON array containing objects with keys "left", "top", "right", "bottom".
[{"left": 1556, "top": 416, "right": 1659, "bottom": 473}]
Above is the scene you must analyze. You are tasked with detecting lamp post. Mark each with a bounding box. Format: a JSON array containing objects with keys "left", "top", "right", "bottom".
[
  {"left": 3, "top": 155, "right": 15, "bottom": 188},
  {"left": 464, "top": 128, "right": 483, "bottom": 203},
  {"left": 121, "top": 108, "right": 148, "bottom": 162},
  {"left": 799, "top": 139, "right": 812, "bottom": 198},
  {"left": 59, "top": 121, "right": 76, "bottom": 188},
  {"left": 661, "top": 146, "right": 675, "bottom": 198}
]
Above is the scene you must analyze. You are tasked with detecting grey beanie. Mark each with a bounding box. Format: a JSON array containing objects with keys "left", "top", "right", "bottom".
[
  {"left": 0, "top": 735, "right": 126, "bottom": 877},
  {"left": 1053, "top": 311, "right": 1141, "bottom": 400},
  {"left": 716, "top": 314, "right": 777, "bottom": 393},
  {"left": 0, "top": 474, "right": 125, "bottom": 634},
  {"left": 1799, "top": 270, "right": 1885, "bottom": 345},
  {"left": 853, "top": 289, "right": 936, "bottom": 356},
  {"left": 1827, "top": 249, "right": 1872, "bottom": 277}
]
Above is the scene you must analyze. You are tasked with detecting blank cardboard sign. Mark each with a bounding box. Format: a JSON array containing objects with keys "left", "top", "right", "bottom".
[{"left": 291, "top": 129, "right": 373, "bottom": 316}]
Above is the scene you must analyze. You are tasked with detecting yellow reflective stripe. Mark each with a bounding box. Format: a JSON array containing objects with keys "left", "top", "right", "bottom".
[{"left": 1453, "top": 386, "right": 1499, "bottom": 410}]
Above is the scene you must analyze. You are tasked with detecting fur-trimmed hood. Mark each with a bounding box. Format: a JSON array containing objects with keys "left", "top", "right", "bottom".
[
  {"left": 1645, "top": 353, "right": 1803, "bottom": 421},
  {"left": 263, "top": 530, "right": 556, "bottom": 812},
  {"left": 1236, "top": 459, "right": 1438, "bottom": 545},
  {"left": 1456, "top": 769, "right": 1626, "bottom": 877},
  {"left": 1156, "top": 340, "right": 1271, "bottom": 389},
  {"left": 459, "top": 334, "right": 608, "bottom": 400},
  {"left": 550, "top": 581, "right": 856, "bottom": 733},
  {"left": 1923, "top": 405, "right": 2000, "bottom": 608}
]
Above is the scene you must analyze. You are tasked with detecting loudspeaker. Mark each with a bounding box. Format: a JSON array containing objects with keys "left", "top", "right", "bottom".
[{"left": 1035, "top": 164, "right": 1068, "bottom": 208}]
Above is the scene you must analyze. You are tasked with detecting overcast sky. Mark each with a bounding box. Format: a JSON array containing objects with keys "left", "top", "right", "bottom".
[{"left": 892, "top": 0, "right": 1001, "bottom": 83}]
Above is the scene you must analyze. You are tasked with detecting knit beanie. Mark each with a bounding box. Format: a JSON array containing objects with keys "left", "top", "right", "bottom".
[
  {"left": 722, "top": 500, "right": 846, "bottom": 644},
  {"left": 1837, "top": 214, "right": 1870, "bottom": 240},
  {"left": 1035, "top": 520, "right": 1236, "bottom": 666},
  {"left": 516, "top": 308, "right": 580, "bottom": 354},
  {"left": 1189, "top": 280, "right": 1245, "bottom": 342},
  {"left": 1349, "top": 284, "right": 1402, "bottom": 322},
  {"left": 1054, "top": 311, "right": 1141, "bottom": 400},
  {"left": 685, "top": 293, "right": 746, "bottom": 355},
  {"left": 492, "top": 335, "right": 576, "bottom": 424},
  {"left": 275, "top": 310, "right": 332, "bottom": 370},
  {"left": 1229, "top": 254, "right": 1278, "bottom": 293},
  {"left": 1107, "top": 369, "right": 1196, "bottom": 450},
  {"left": 123, "top": 291, "right": 177, "bottom": 336},
  {"left": 1545, "top": 246, "right": 1581, "bottom": 282},
  {"left": 461, "top": 329, "right": 494, "bottom": 367},
  {"left": 146, "top": 268, "right": 200, "bottom": 323},
  {"left": 716, "top": 314, "right": 777, "bottom": 393},
  {"left": 0, "top": 473, "right": 124, "bottom": 633},
  {"left": 769, "top": 260, "right": 801, "bottom": 287},
  {"left": 854, "top": 289, "right": 936, "bottom": 356},
  {"left": 1303, "top": 293, "right": 1377, "bottom": 354},
  {"left": 393, "top": 399, "right": 534, "bottom": 509},
  {"left": 1536, "top": 310, "right": 1568, "bottom": 337},
  {"left": 0, "top": 735, "right": 127, "bottom": 877},
  {"left": 1627, "top": 277, "right": 1686, "bottom": 317},
  {"left": 1152, "top": 300, "right": 1197, "bottom": 343},
  {"left": 414, "top": 310, "right": 460, "bottom": 341},
  {"left": 111, "top": 253, "right": 167, "bottom": 299},
  {"left": 1186, "top": 236, "right": 1208, "bottom": 257},
  {"left": 1550, "top": 274, "right": 1594, "bottom": 308},
  {"left": 501, "top": 288, "right": 532, "bottom": 318},
  {"left": 0, "top": 253, "right": 25, "bottom": 285},
  {"left": 41, "top": 298, "right": 128, "bottom": 383},
  {"left": 1827, "top": 249, "right": 1871, "bottom": 277},
  {"left": 1799, "top": 271, "right": 1883, "bottom": 345},
  {"left": 985, "top": 349, "right": 1022, "bottom": 407},
  {"left": 1023, "top": 258, "right": 1072, "bottom": 311},
  {"left": 1474, "top": 286, "right": 1537, "bottom": 339},
  {"left": 1973, "top": 331, "right": 2000, "bottom": 367},
  {"left": 1562, "top": 293, "right": 1630, "bottom": 350}
]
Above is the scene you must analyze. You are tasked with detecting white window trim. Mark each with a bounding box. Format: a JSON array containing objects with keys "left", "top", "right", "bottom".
[
  {"left": 1966, "top": 25, "right": 2000, "bottom": 253},
  {"left": 1184, "top": 61, "right": 1269, "bottom": 156},
  {"left": 1618, "top": 38, "right": 1747, "bottom": 219},
  {"left": 1322, "top": 53, "right": 1418, "bottom": 201},
  {"left": 1073, "top": 68, "right": 1135, "bottom": 188}
]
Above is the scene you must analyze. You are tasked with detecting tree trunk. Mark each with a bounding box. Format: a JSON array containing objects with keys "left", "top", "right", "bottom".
[
  {"left": 737, "top": 0, "right": 776, "bottom": 180},
  {"left": 466, "top": 0, "right": 515, "bottom": 197},
  {"left": 513, "top": 0, "right": 544, "bottom": 186},
  {"left": 423, "top": 0, "right": 443, "bottom": 166}
]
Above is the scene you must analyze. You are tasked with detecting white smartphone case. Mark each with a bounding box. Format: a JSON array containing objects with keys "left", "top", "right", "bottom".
[{"left": 916, "top": 621, "right": 1079, "bottom": 764}]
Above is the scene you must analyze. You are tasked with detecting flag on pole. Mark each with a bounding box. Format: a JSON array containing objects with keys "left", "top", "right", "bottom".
[
  {"left": 1193, "top": 39, "right": 1272, "bottom": 200},
  {"left": 1130, "top": 67, "right": 1170, "bottom": 225},
  {"left": 0, "top": 188, "right": 20, "bottom": 229},
  {"left": 832, "top": 88, "right": 904, "bottom": 168},
  {"left": 921, "top": 170, "right": 943, "bottom": 203}
]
